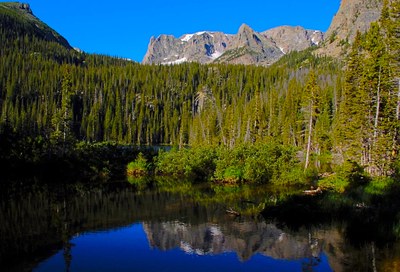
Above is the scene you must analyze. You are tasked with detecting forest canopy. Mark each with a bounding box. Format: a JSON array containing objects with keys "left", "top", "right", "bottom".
[{"left": 0, "top": 0, "right": 399, "bottom": 180}]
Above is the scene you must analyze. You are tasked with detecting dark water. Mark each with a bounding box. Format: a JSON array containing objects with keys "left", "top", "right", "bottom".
[{"left": 1, "top": 180, "right": 400, "bottom": 272}]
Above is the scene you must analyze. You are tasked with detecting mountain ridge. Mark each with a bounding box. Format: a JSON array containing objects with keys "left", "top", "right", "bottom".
[
  {"left": 0, "top": 1, "right": 384, "bottom": 65},
  {"left": 0, "top": 2, "right": 72, "bottom": 49},
  {"left": 143, "top": 0, "right": 384, "bottom": 66},
  {"left": 142, "top": 24, "right": 324, "bottom": 66}
]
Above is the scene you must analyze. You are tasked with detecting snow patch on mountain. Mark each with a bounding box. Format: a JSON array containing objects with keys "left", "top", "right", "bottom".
[
  {"left": 311, "top": 31, "right": 322, "bottom": 45},
  {"left": 144, "top": 25, "right": 325, "bottom": 66},
  {"left": 211, "top": 51, "right": 223, "bottom": 59},
  {"left": 181, "top": 31, "right": 213, "bottom": 42},
  {"left": 181, "top": 34, "right": 194, "bottom": 42},
  {"left": 161, "top": 57, "right": 187, "bottom": 65}
]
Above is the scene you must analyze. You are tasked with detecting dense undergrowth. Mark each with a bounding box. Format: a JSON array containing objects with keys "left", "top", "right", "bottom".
[
  {"left": 128, "top": 143, "right": 305, "bottom": 185},
  {"left": 126, "top": 143, "right": 399, "bottom": 192}
]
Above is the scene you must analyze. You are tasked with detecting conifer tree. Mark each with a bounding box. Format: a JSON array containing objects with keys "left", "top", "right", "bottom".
[
  {"left": 303, "top": 70, "right": 321, "bottom": 170},
  {"left": 335, "top": 32, "right": 369, "bottom": 165},
  {"left": 50, "top": 68, "right": 74, "bottom": 152}
]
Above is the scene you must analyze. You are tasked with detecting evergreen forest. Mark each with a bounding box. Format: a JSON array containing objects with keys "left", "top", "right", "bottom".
[{"left": 0, "top": 1, "right": 399, "bottom": 186}]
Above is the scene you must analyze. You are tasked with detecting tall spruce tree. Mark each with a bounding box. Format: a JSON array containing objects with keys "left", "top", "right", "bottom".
[{"left": 303, "top": 70, "right": 321, "bottom": 170}]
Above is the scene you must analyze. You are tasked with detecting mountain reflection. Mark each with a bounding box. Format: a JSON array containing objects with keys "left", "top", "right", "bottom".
[
  {"left": 1, "top": 180, "right": 400, "bottom": 272},
  {"left": 143, "top": 220, "right": 323, "bottom": 261}
]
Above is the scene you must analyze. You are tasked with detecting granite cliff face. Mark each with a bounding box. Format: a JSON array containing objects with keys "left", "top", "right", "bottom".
[
  {"left": 215, "top": 24, "right": 284, "bottom": 66},
  {"left": 143, "top": 0, "right": 384, "bottom": 65},
  {"left": 318, "top": 0, "right": 383, "bottom": 57},
  {"left": 142, "top": 24, "right": 323, "bottom": 66},
  {"left": 142, "top": 31, "right": 233, "bottom": 65},
  {"left": 263, "top": 26, "right": 324, "bottom": 54}
]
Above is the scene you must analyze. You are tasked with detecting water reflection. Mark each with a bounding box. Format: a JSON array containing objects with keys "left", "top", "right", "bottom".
[
  {"left": 143, "top": 220, "right": 323, "bottom": 261},
  {"left": 0, "top": 180, "right": 400, "bottom": 271},
  {"left": 35, "top": 224, "right": 331, "bottom": 272}
]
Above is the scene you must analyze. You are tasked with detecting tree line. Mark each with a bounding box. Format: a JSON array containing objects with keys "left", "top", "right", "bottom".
[{"left": 0, "top": 0, "right": 398, "bottom": 178}]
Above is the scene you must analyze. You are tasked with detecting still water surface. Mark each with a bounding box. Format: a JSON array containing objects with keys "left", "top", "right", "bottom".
[
  {"left": 34, "top": 224, "right": 332, "bottom": 272},
  {"left": 1, "top": 180, "right": 399, "bottom": 271}
]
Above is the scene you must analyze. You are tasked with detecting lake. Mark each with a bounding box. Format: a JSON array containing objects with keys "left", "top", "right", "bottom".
[{"left": 1, "top": 179, "right": 399, "bottom": 271}]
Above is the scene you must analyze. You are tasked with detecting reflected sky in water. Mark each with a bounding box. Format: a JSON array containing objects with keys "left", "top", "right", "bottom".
[
  {"left": 34, "top": 223, "right": 332, "bottom": 272},
  {"left": 2, "top": 180, "right": 400, "bottom": 272}
]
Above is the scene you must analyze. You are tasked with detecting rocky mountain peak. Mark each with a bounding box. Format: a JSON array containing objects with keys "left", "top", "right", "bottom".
[
  {"left": 238, "top": 23, "right": 252, "bottom": 34},
  {"left": 142, "top": 23, "right": 322, "bottom": 66},
  {"left": 236, "top": 23, "right": 263, "bottom": 48},
  {"left": 142, "top": 0, "right": 385, "bottom": 65},
  {"left": 18, "top": 3, "right": 32, "bottom": 14}
]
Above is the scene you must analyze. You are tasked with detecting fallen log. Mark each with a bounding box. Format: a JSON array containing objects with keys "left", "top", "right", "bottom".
[
  {"left": 226, "top": 207, "right": 240, "bottom": 216},
  {"left": 303, "top": 187, "right": 322, "bottom": 196}
]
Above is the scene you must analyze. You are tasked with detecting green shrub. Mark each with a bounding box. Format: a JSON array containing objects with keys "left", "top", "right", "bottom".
[
  {"left": 155, "top": 143, "right": 301, "bottom": 185},
  {"left": 337, "top": 160, "right": 370, "bottom": 187},
  {"left": 244, "top": 144, "right": 300, "bottom": 184},
  {"left": 244, "top": 155, "right": 271, "bottom": 183},
  {"left": 214, "top": 143, "right": 300, "bottom": 184},
  {"left": 222, "top": 166, "right": 244, "bottom": 183},
  {"left": 243, "top": 145, "right": 272, "bottom": 183},
  {"left": 277, "top": 166, "right": 307, "bottom": 186},
  {"left": 155, "top": 148, "right": 186, "bottom": 176},
  {"left": 365, "top": 177, "right": 394, "bottom": 195},
  {"left": 126, "top": 152, "right": 149, "bottom": 177},
  {"left": 317, "top": 160, "right": 370, "bottom": 194},
  {"left": 318, "top": 174, "right": 349, "bottom": 193},
  {"left": 183, "top": 146, "right": 217, "bottom": 179},
  {"left": 155, "top": 146, "right": 217, "bottom": 180},
  {"left": 214, "top": 145, "right": 250, "bottom": 183}
]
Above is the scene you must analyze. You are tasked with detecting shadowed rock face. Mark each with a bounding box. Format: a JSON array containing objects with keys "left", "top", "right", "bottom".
[
  {"left": 318, "top": 0, "right": 383, "bottom": 57},
  {"left": 142, "top": 24, "right": 323, "bottom": 66}
]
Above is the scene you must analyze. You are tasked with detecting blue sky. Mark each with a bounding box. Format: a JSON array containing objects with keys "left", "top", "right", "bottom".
[{"left": 23, "top": 0, "right": 341, "bottom": 62}]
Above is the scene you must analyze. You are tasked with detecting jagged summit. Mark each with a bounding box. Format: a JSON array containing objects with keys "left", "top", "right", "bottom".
[
  {"left": 142, "top": 23, "right": 323, "bottom": 66},
  {"left": 215, "top": 24, "right": 284, "bottom": 66},
  {"left": 236, "top": 23, "right": 263, "bottom": 47},
  {"left": 143, "top": 0, "right": 384, "bottom": 65},
  {"left": 143, "top": 29, "right": 233, "bottom": 65},
  {"left": 238, "top": 23, "right": 252, "bottom": 33}
]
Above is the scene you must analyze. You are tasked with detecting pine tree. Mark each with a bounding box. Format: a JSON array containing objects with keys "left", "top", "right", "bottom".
[
  {"left": 334, "top": 32, "right": 369, "bottom": 166},
  {"left": 303, "top": 70, "right": 321, "bottom": 170},
  {"left": 50, "top": 68, "right": 74, "bottom": 153}
]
